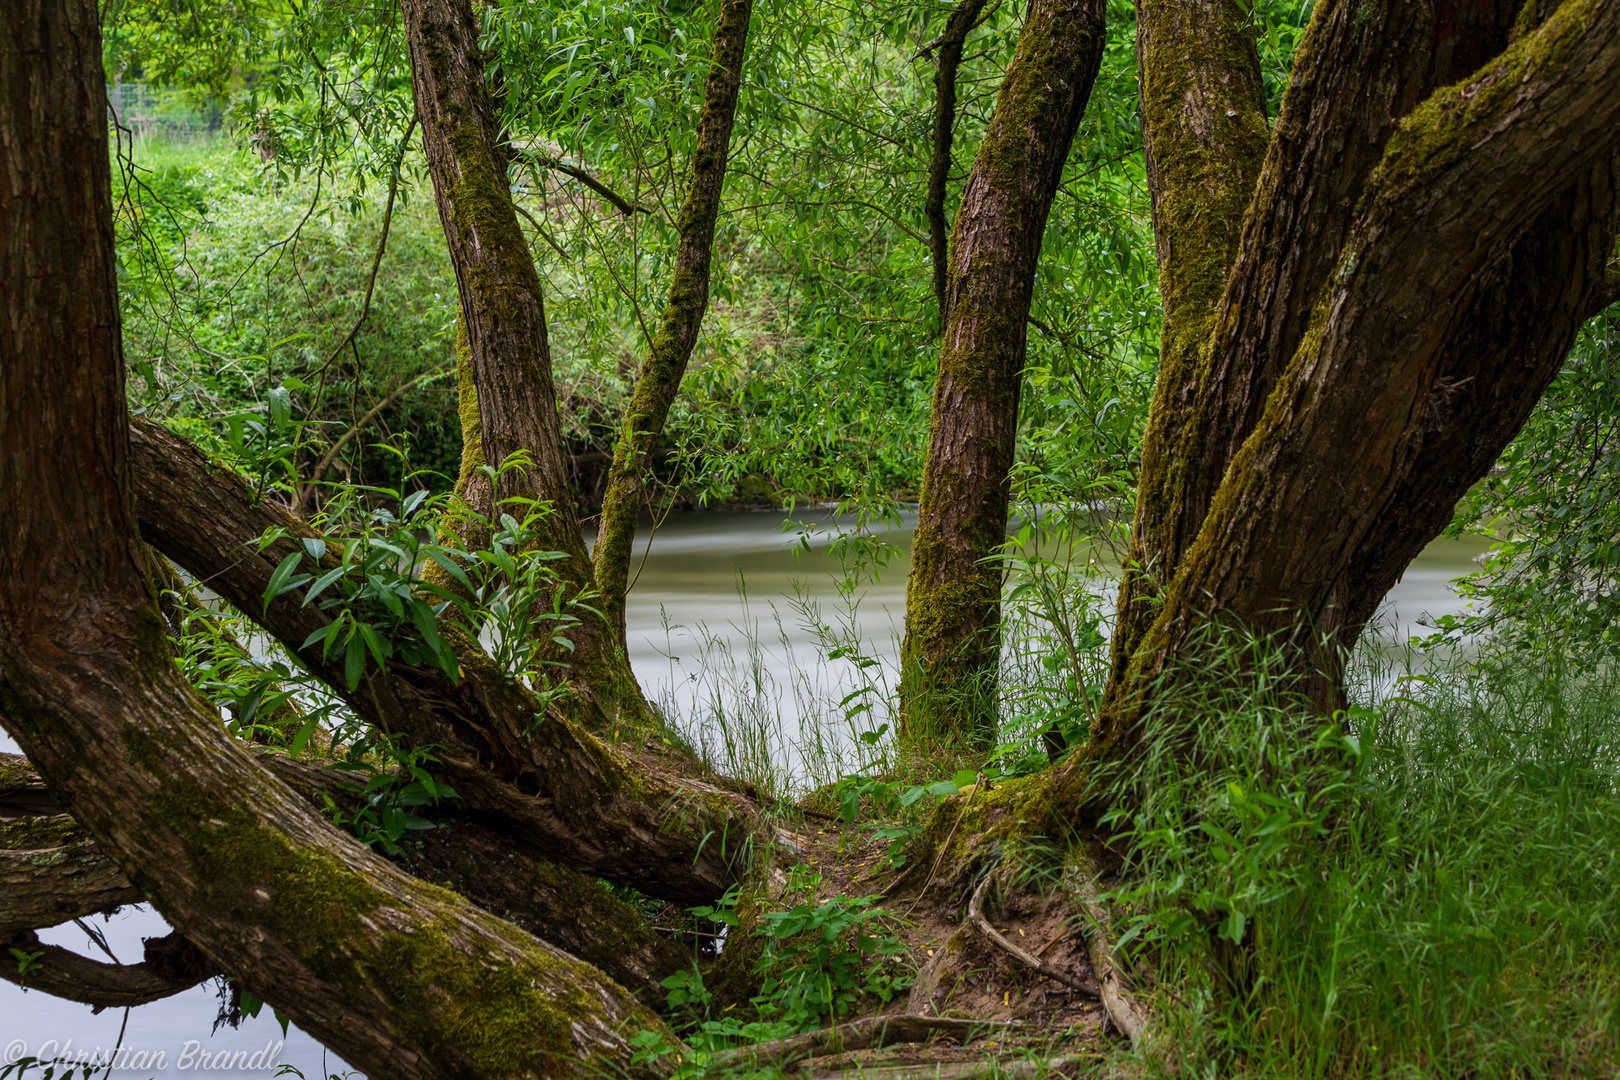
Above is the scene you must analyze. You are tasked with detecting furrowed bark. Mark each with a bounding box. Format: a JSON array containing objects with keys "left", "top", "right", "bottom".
[
  {"left": 1107, "top": 0, "right": 1269, "bottom": 676},
  {"left": 900, "top": 0, "right": 1107, "bottom": 746},
  {"left": 593, "top": 0, "right": 754, "bottom": 649},
  {"left": 1113, "top": 0, "right": 1523, "bottom": 673},
  {"left": 1101, "top": 0, "right": 1620, "bottom": 741},
  {"left": 403, "top": 0, "right": 652, "bottom": 733},
  {"left": 0, "top": 4, "right": 670, "bottom": 1075},
  {"left": 128, "top": 419, "right": 765, "bottom": 906},
  {"left": 923, "top": 0, "right": 991, "bottom": 324},
  {"left": 2, "top": 751, "right": 689, "bottom": 1002},
  {"left": 0, "top": 842, "right": 142, "bottom": 938}
]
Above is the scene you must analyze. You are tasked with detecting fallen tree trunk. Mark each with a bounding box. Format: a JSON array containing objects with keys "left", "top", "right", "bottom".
[
  {"left": 2, "top": 746, "right": 691, "bottom": 1005},
  {"left": 129, "top": 418, "right": 766, "bottom": 906}
]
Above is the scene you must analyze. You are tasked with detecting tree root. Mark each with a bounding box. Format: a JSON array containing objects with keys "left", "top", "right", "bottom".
[
  {"left": 709, "top": 1015, "right": 1018, "bottom": 1069},
  {"left": 1063, "top": 853, "right": 1148, "bottom": 1046},
  {"left": 803, "top": 1055, "right": 1092, "bottom": 1080},
  {"left": 967, "top": 865, "right": 1098, "bottom": 997}
]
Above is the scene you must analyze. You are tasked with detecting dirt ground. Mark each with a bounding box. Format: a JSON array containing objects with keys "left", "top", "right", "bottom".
[{"left": 772, "top": 815, "right": 1120, "bottom": 1076}]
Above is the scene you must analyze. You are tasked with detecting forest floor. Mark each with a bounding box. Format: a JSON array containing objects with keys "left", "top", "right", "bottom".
[{"left": 767, "top": 816, "right": 1120, "bottom": 1078}]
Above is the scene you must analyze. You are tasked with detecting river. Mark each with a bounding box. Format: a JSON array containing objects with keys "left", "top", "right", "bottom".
[{"left": 0, "top": 512, "right": 1488, "bottom": 1078}]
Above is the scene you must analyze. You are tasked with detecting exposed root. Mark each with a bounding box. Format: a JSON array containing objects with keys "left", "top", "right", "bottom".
[
  {"left": 1064, "top": 853, "right": 1148, "bottom": 1046},
  {"left": 803, "top": 1055, "right": 1092, "bottom": 1080},
  {"left": 968, "top": 866, "right": 1098, "bottom": 997},
  {"left": 709, "top": 1015, "right": 1018, "bottom": 1070}
]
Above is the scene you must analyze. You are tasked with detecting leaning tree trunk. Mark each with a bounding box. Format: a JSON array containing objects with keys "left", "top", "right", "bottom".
[
  {"left": 1090, "top": 0, "right": 1620, "bottom": 764},
  {"left": 403, "top": 0, "right": 654, "bottom": 733},
  {"left": 1110, "top": 0, "right": 1530, "bottom": 686},
  {"left": 0, "top": 4, "right": 670, "bottom": 1075},
  {"left": 593, "top": 0, "right": 754, "bottom": 649},
  {"left": 899, "top": 0, "right": 1107, "bottom": 748},
  {"left": 0, "top": 751, "right": 690, "bottom": 1006},
  {"left": 129, "top": 418, "right": 768, "bottom": 906}
]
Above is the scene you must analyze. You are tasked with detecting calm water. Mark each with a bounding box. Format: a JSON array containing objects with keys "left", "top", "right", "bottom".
[{"left": 0, "top": 512, "right": 1488, "bottom": 1077}]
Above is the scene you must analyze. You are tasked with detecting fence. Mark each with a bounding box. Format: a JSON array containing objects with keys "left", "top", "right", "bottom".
[{"left": 107, "top": 81, "right": 223, "bottom": 142}]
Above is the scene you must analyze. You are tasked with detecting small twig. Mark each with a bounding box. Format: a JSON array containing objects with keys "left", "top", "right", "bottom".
[
  {"left": 298, "top": 362, "right": 449, "bottom": 507},
  {"left": 512, "top": 202, "right": 570, "bottom": 262},
  {"left": 967, "top": 867, "right": 1096, "bottom": 996},
  {"left": 707, "top": 1015, "right": 1015, "bottom": 1069}
]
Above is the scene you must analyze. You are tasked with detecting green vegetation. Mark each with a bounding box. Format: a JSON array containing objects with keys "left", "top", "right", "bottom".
[{"left": 14, "top": 0, "right": 1620, "bottom": 1076}]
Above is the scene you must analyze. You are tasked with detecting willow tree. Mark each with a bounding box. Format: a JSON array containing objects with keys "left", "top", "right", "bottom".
[
  {"left": 0, "top": 1, "right": 687, "bottom": 1074},
  {"left": 899, "top": 0, "right": 1108, "bottom": 746},
  {"left": 1091, "top": 0, "right": 1620, "bottom": 756},
  {"left": 404, "top": 0, "right": 752, "bottom": 723}
]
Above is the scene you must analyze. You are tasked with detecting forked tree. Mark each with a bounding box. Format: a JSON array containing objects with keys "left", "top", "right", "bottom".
[{"left": 903, "top": 0, "right": 1620, "bottom": 760}]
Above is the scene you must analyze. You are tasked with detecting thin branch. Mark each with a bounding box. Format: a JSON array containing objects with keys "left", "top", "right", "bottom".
[
  {"left": 298, "top": 362, "right": 450, "bottom": 507},
  {"left": 512, "top": 201, "right": 571, "bottom": 261},
  {"left": 522, "top": 152, "right": 653, "bottom": 215}
]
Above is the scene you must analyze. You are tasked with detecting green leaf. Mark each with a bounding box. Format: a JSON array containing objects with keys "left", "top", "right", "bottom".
[{"left": 263, "top": 551, "right": 306, "bottom": 613}]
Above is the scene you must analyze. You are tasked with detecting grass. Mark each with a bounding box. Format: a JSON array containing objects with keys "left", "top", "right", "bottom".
[{"left": 643, "top": 569, "right": 1620, "bottom": 1079}]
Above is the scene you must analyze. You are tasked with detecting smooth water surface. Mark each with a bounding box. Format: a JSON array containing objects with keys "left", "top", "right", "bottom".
[{"left": 0, "top": 511, "right": 1488, "bottom": 1077}]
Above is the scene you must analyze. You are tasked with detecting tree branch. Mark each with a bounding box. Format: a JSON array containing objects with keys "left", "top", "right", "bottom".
[
  {"left": 592, "top": 0, "right": 754, "bottom": 649},
  {"left": 0, "top": 930, "right": 216, "bottom": 1009},
  {"left": 128, "top": 418, "right": 766, "bottom": 906},
  {"left": 923, "top": 0, "right": 990, "bottom": 324},
  {"left": 523, "top": 153, "right": 653, "bottom": 216}
]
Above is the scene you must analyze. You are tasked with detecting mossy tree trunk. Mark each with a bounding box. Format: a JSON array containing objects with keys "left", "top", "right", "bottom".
[
  {"left": 0, "top": 4, "right": 672, "bottom": 1075},
  {"left": 899, "top": 0, "right": 1108, "bottom": 748},
  {"left": 592, "top": 0, "right": 754, "bottom": 650},
  {"left": 403, "top": 0, "right": 652, "bottom": 732},
  {"left": 1090, "top": 0, "right": 1620, "bottom": 764},
  {"left": 129, "top": 419, "right": 766, "bottom": 906}
]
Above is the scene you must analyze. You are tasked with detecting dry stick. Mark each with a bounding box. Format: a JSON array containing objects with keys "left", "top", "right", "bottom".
[
  {"left": 1066, "top": 856, "right": 1148, "bottom": 1047},
  {"left": 707, "top": 1015, "right": 1017, "bottom": 1070},
  {"left": 967, "top": 869, "right": 1097, "bottom": 996},
  {"left": 805, "top": 1055, "right": 1094, "bottom": 1080}
]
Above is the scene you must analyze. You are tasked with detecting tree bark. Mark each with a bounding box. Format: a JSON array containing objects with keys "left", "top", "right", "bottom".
[
  {"left": 1112, "top": 0, "right": 1525, "bottom": 678},
  {"left": 1, "top": 751, "right": 691, "bottom": 1002},
  {"left": 1106, "top": 0, "right": 1270, "bottom": 676},
  {"left": 923, "top": 0, "right": 991, "bottom": 325},
  {"left": 128, "top": 419, "right": 767, "bottom": 907},
  {"left": 403, "top": 0, "right": 653, "bottom": 733},
  {"left": 1095, "top": 0, "right": 1620, "bottom": 750},
  {"left": 899, "top": 0, "right": 1108, "bottom": 746},
  {"left": 592, "top": 0, "right": 754, "bottom": 649},
  {"left": 0, "top": 5, "right": 670, "bottom": 1074}
]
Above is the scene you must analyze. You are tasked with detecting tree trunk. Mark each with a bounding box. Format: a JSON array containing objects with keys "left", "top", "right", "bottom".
[
  {"left": 1110, "top": 0, "right": 1526, "bottom": 682},
  {"left": 403, "top": 0, "right": 653, "bottom": 733},
  {"left": 1106, "top": 0, "right": 1270, "bottom": 679},
  {"left": 593, "top": 0, "right": 754, "bottom": 649},
  {"left": 1094, "top": 0, "right": 1620, "bottom": 757},
  {"left": 0, "top": 6, "right": 671, "bottom": 1075},
  {"left": 129, "top": 419, "right": 768, "bottom": 906},
  {"left": 899, "top": 0, "right": 1108, "bottom": 747},
  {"left": 923, "top": 0, "right": 990, "bottom": 326}
]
